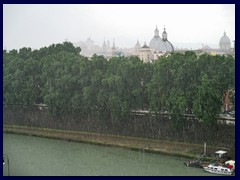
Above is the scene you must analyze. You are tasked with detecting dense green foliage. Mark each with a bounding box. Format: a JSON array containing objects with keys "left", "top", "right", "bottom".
[{"left": 3, "top": 42, "right": 235, "bottom": 129}]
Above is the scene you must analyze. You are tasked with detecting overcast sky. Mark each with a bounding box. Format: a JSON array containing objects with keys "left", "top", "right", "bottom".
[{"left": 3, "top": 4, "right": 235, "bottom": 50}]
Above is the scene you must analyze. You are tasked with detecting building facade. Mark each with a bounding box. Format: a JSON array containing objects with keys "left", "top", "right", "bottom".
[
  {"left": 73, "top": 26, "right": 174, "bottom": 60},
  {"left": 73, "top": 38, "right": 119, "bottom": 58}
]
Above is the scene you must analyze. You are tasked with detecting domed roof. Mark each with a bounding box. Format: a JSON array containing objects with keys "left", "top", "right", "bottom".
[
  {"left": 142, "top": 42, "right": 149, "bottom": 49},
  {"left": 149, "top": 26, "right": 174, "bottom": 52},
  {"left": 149, "top": 36, "right": 162, "bottom": 50},
  {"left": 219, "top": 32, "right": 231, "bottom": 50},
  {"left": 149, "top": 26, "right": 162, "bottom": 51},
  {"left": 156, "top": 41, "right": 174, "bottom": 52}
]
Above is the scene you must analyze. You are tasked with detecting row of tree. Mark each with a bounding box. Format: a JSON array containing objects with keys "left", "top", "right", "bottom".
[{"left": 3, "top": 42, "right": 235, "bottom": 129}]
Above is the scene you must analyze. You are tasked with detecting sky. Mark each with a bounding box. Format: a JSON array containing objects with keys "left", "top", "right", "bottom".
[{"left": 3, "top": 4, "right": 235, "bottom": 50}]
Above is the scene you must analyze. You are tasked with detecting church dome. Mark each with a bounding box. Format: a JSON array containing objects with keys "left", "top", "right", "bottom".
[
  {"left": 219, "top": 32, "right": 231, "bottom": 50},
  {"left": 150, "top": 26, "right": 174, "bottom": 52},
  {"left": 149, "top": 27, "right": 174, "bottom": 52},
  {"left": 149, "top": 26, "right": 163, "bottom": 51},
  {"left": 142, "top": 42, "right": 150, "bottom": 49},
  {"left": 149, "top": 37, "right": 162, "bottom": 51},
  {"left": 156, "top": 41, "right": 174, "bottom": 52},
  {"left": 160, "top": 27, "right": 174, "bottom": 52}
]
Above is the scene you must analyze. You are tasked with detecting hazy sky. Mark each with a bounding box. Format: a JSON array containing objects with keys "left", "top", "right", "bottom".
[{"left": 3, "top": 4, "right": 235, "bottom": 50}]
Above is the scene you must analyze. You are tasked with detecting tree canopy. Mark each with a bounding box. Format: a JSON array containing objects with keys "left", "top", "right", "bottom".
[{"left": 3, "top": 43, "right": 235, "bottom": 129}]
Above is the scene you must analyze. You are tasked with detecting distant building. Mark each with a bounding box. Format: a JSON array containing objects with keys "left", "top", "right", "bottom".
[
  {"left": 73, "top": 26, "right": 175, "bottom": 61},
  {"left": 73, "top": 38, "right": 120, "bottom": 58},
  {"left": 130, "top": 26, "right": 174, "bottom": 62},
  {"left": 177, "top": 31, "right": 235, "bottom": 57},
  {"left": 149, "top": 26, "right": 174, "bottom": 53},
  {"left": 219, "top": 32, "right": 231, "bottom": 50},
  {"left": 135, "top": 40, "right": 141, "bottom": 53},
  {"left": 112, "top": 41, "right": 117, "bottom": 57},
  {"left": 149, "top": 26, "right": 162, "bottom": 51},
  {"left": 139, "top": 42, "right": 154, "bottom": 62}
]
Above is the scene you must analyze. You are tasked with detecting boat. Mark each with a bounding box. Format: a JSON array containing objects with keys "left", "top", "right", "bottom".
[
  {"left": 184, "top": 148, "right": 231, "bottom": 168},
  {"left": 184, "top": 143, "right": 209, "bottom": 168},
  {"left": 184, "top": 154, "right": 209, "bottom": 168},
  {"left": 203, "top": 161, "right": 235, "bottom": 175},
  {"left": 214, "top": 150, "right": 230, "bottom": 163}
]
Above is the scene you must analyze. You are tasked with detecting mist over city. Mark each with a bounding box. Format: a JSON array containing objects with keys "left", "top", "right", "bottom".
[{"left": 3, "top": 4, "right": 235, "bottom": 51}]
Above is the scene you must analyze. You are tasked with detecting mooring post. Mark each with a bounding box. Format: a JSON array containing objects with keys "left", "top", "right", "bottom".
[{"left": 204, "top": 143, "right": 206, "bottom": 155}]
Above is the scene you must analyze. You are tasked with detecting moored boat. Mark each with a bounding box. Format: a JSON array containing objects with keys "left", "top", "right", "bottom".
[
  {"left": 184, "top": 154, "right": 209, "bottom": 168},
  {"left": 184, "top": 143, "right": 208, "bottom": 168},
  {"left": 203, "top": 160, "right": 235, "bottom": 175}
]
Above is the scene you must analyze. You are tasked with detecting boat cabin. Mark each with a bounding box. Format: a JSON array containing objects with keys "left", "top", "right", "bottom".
[
  {"left": 214, "top": 150, "right": 231, "bottom": 163},
  {"left": 215, "top": 150, "right": 227, "bottom": 159}
]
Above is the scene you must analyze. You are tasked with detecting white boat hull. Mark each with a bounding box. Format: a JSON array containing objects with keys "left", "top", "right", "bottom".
[{"left": 204, "top": 165, "right": 233, "bottom": 175}]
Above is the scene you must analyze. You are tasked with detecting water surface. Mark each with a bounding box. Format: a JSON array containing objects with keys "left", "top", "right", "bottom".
[{"left": 3, "top": 133, "right": 218, "bottom": 176}]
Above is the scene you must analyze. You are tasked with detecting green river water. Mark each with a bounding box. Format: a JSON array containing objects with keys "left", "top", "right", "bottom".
[{"left": 3, "top": 133, "right": 219, "bottom": 176}]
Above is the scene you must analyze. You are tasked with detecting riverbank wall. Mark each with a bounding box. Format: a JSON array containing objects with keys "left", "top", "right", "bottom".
[
  {"left": 3, "top": 124, "right": 235, "bottom": 160},
  {"left": 3, "top": 104, "right": 235, "bottom": 148}
]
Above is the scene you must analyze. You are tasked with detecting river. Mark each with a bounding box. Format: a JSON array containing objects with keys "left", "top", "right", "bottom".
[{"left": 3, "top": 133, "right": 218, "bottom": 176}]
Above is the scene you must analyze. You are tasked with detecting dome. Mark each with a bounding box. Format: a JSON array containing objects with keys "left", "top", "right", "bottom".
[
  {"left": 156, "top": 41, "right": 174, "bottom": 52},
  {"left": 149, "top": 26, "right": 163, "bottom": 51},
  {"left": 149, "top": 26, "right": 174, "bottom": 52},
  {"left": 219, "top": 32, "right": 231, "bottom": 50},
  {"left": 149, "top": 36, "right": 162, "bottom": 50},
  {"left": 142, "top": 42, "right": 149, "bottom": 49}
]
